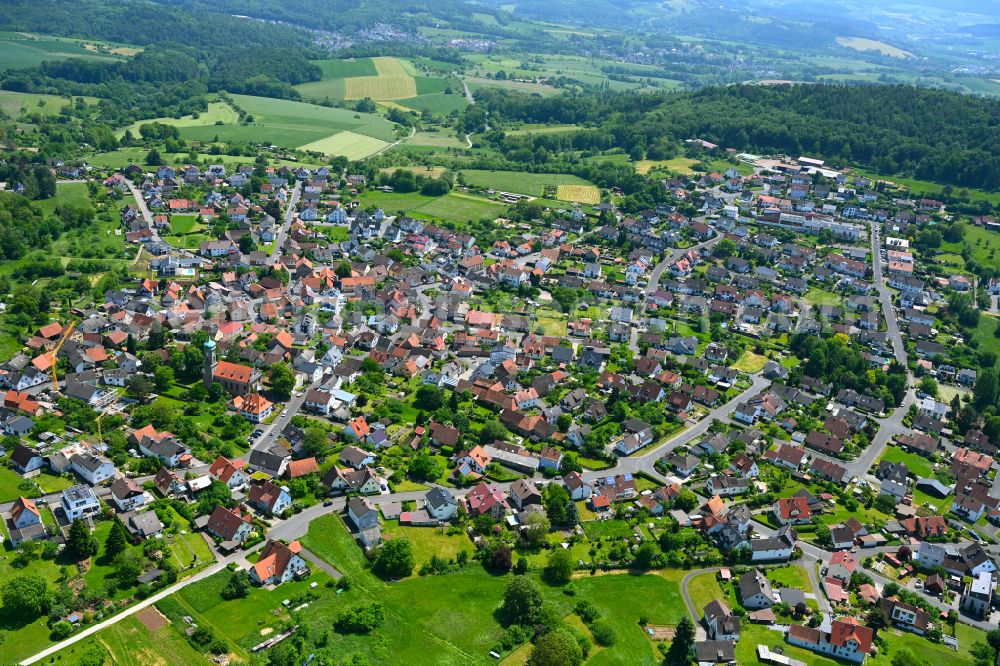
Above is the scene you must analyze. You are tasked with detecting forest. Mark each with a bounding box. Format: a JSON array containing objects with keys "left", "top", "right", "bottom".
[
  {"left": 471, "top": 84, "right": 1000, "bottom": 190},
  {"left": 0, "top": 0, "right": 310, "bottom": 49}
]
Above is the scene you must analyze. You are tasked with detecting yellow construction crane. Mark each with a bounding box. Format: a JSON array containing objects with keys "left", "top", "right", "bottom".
[{"left": 49, "top": 320, "right": 76, "bottom": 392}]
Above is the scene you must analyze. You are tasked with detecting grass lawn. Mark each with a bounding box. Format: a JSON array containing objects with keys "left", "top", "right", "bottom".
[
  {"left": 143, "top": 514, "right": 690, "bottom": 666},
  {"left": 879, "top": 445, "right": 936, "bottom": 479},
  {"left": 582, "top": 519, "right": 634, "bottom": 540},
  {"left": 35, "top": 180, "right": 90, "bottom": 215},
  {"left": 804, "top": 287, "right": 844, "bottom": 307},
  {"left": 381, "top": 520, "right": 473, "bottom": 568},
  {"left": 971, "top": 314, "right": 1000, "bottom": 359},
  {"left": 737, "top": 624, "right": 842, "bottom": 666},
  {"left": 868, "top": 622, "right": 984, "bottom": 665},
  {"left": 766, "top": 564, "right": 812, "bottom": 592},
  {"left": 731, "top": 350, "right": 769, "bottom": 373},
  {"left": 460, "top": 169, "right": 595, "bottom": 198},
  {"left": 0, "top": 465, "right": 38, "bottom": 501},
  {"left": 168, "top": 214, "right": 200, "bottom": 235},
  {"left": 686, "top": 572, "right": 736, "bottom": 612},
  {"left": 33, "top": 472, "right": 74, "bottom": 494},
  {"left": 534, "top": 312, "right": 568, "bottom": 336}
]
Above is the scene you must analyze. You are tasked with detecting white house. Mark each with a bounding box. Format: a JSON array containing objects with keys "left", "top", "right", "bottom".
[
  {"left": 425, "top": 487, "right": 459, "bottom": 521},
  {"left": 61, "top": 485, "right": 101, "bottom": 521},
  {"left": 69, "top": 453, "right": 116, "bottom": 485}
]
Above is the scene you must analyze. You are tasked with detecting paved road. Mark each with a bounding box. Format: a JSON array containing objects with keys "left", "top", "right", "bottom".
[
  {"left": 269, "top": 181, "right": 302, "bottom": 261},
  {"left": 123, "top": 178, "right": 161, "bottom": 244},
  {"left": 644, "top": 235, "right": 722, "bottom": 299},
  {"left": 593, "top": 373, "right": 770, "bottom": 484}
]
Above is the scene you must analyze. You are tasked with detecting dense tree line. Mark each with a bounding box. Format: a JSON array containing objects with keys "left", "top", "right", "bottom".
[
  {"left": 0, "top": 192, "right": 95, "bottom": 260},
  {"left": 470, "top": 84, "right": 1000, "bottom": 189},
  {"left": 0, "top": 0, "right": 309, "bottom": 49}
]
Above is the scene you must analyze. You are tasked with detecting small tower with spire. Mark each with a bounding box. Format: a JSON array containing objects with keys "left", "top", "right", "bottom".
[{"left": 203, "top": 339, "right": 217, "bottom": 389}]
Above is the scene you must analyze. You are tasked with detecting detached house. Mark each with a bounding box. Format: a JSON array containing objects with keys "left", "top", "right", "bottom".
[
  {"left": 787, "top": 620, "right": 873, "bottom": 664},
  {"left": 247, "top": 480, "right": 293, "bottom": 516},
  {"left": 250, "top": 539, "right": 308, "bottom": 586},
  {"left": 205, "top": 505, "right": 253, "bottom": 545}
]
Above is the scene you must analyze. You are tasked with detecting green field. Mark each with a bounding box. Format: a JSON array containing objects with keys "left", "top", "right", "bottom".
[
  {"left": 971, "top": 314, "right": 1000, "bottom": 359},
  {"left": 404, "top": 129, "right": 469, "bottom": 149},
  {"left": 298, "top": 131, "right": 390, "bottom": 159},
  {"left": 298, "top": 56, "right": 452, "bottom": 105},
  {"left": 879, "top": 445, "right": 936, "bottom": 478},
  {"left": 0, "top": 90, "right": 81, "bottom": 118},
  {"left": 0, "top": 33, "right": 121, "bottom": 71},
  {"left": 398, "top": 92, "right": 469, "bottom": 115},
  {"left": 412, "top": 191, "right": 507, "bottom": 223},
  {"left": 173, "top": 94, "right": 397, "bottom": 154},
  {"left": 117, "top": 101, "right": 240, "bottom": 138},
  {"left": 461, "top": 169, "right": 596, "bottom": 197},
  {"left": 312, "top": 57, "right": 379, "bottom": 78},
  {"left": 169, "top": 214, "right": 200, "bottom": 235},
  {"left": 296, "top": 514, "right": 684, "bottom": 665}
]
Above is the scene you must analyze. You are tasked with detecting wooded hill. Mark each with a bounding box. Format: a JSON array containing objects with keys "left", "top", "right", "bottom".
[{"left": 472, "top": 84, "right": 1000, "bottom": 190}]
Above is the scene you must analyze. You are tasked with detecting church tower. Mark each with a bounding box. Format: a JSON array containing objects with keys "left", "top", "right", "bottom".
[{"left": 203, "top": 339, "right": 217, "bottom": 389}]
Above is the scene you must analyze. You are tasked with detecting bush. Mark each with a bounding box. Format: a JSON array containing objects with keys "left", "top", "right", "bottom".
[
  {"left": 493, "top": 623, "right": 533, "bottom": 653},
  {"left": 589, "top": 619, "right": 616, "bottom": 646},
  {"left": 50, "top": 620, "right": 73, "bottom": 639},
  {"left": 574, "top": 600, "right": 601, "bottom": 624},
  {"left": 334, "top": 602, "right": 384, "bottom": 634}
]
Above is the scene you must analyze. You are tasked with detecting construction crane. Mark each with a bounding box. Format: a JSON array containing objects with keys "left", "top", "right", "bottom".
[{"left": 49, "top": 321, "right": 76, "bottom": 393}]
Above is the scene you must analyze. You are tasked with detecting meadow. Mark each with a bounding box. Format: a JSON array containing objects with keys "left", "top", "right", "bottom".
[
  {"left": 0, "top": 32, "right": 120, "bottom": 71},
  {"left": 460, "top": 169, "right": 596, "bottom": 198},
  {"left": 169, "top": 94, "right": 397, "bottom": 159},
  {"left": 116, "top": 101, "right": 240, "bottom": 138},
  {"left": 0, "top": 90, "right": 86, "bottom": 119}
]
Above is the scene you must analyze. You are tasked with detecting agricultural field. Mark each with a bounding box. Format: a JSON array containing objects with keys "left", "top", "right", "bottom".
[
  {"left": 412, "top": 191, "right": 507, "bottom": 223},
  {"left": 0, "top": 90, "right": 83, "bottom": 119},
  {"left": 116, "top": 101, "right": 240, "bottom": 138},
  {"left": 402, "top": 129, "right": 469, "bottom": 149},
  {"left": 0, "top": 32, "right": 122, "bottom": 71},
  {"left": 297, "top": 131, "right": 390, "bottom": 160},
  {"left": 635, "top": 157, "right": 698, "bottom": 175},
  {"left": 556, "top": 184, "right": 600, "bottom": 204},
  {"left": 460, "top": 169, "right": 596, "bottom": 198},
  {"left": 171, "top": 94, "right": 397, "bottom": 158},
  {"left": 397, "top": 92, "right": 469, "bottom": 115},
  {"left": 506, "top": 124, "right": 581, "bottom": 136},
  {"left": 836, "top": 36, "right": 914, "bottom": 59},
  {"left": 466, "top": 76, "right": 560, "bottom": 96},
  {"left": 297, "top": 56, "right": 458, "bottom": 112}
]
